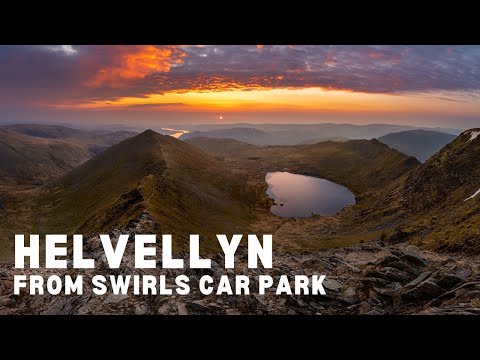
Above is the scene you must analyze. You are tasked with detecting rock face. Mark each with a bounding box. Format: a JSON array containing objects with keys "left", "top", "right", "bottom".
[{"left": 1, "top": 226, "right": 479, "bottom": 315}]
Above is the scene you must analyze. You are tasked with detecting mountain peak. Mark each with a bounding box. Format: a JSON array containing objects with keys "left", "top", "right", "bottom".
[
  {"left": 124, "top": 129, "right": 176, "bottom": 148},
  {"left": 140, "top": 129, "right": 160, "bottom": 136},
  {"left": 135, "top": 129, "right": 169, "bottom": 141},
  {"left": 39, "top": 127, "right": 251, "bottom": 242}
]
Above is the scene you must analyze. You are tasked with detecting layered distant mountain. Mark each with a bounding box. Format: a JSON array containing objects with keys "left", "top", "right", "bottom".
[
  {"left": 0, "top": 129, "right": 92, "bottom": 185},
  {"left": 0, "top": 125, "right": 137, "bottom": 185},
  {"left": 180, "top": 123, "right": 461, "bottom": 146},
  {"left": 180, "top": 127, "right": 352, "bottom": 145},
  {"left": 378, "top": 129, "right": 457, "bottom": 162},
  {"left": 3, "top": 124, "right": 137, "bottom": 142},
  {"left": 3, "top": 124, "right": 90, "bottom": 139},
  {"left": 180, "top": 128, "right": 273, "bottom": 145}
]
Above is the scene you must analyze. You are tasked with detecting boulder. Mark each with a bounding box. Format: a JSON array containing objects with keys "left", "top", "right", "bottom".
[
  {"left": 401, "top": 253, "right": 427, "bottom": 267},
  {"left": 378, "top": 254, "right": 401, "bottom": 266},
  {"left": 187, "top": 300, "right": 210, "bottom": 312},
  {"left": 226, "top": 308, "right": 242, "bottom": 315},
  {"left": 157, "top": 303, "right": 172, "bottom": 315},
  {"left": 437, "top": 274, "right": 464, "bottom": 290},
  {"left": 134, "top": 304, "right": 148, "bottom": 315},
  {"left": 382, "top": 267, "right": 411, "bottom": 283},
  {"left": 405, "top": 271, "right": 432, "bottom": 288},
  {"left": 322, "top": 279, "right": 343, "bottom": 292},
  {"left": 177, "top": 302, "right": 188, "bottom": 315},
  {"left": 402, "top": 280, "right": 443, "bottom": 300}
]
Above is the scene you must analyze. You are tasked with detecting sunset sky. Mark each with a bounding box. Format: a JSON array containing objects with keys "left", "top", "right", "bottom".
[{"left": 0, "top": 45, "right": 479, "bottom": 129}]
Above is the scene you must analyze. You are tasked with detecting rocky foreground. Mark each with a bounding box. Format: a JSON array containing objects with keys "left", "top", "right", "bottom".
[{"left": 1, "top": 224, "right": 479, "bottom": 315}]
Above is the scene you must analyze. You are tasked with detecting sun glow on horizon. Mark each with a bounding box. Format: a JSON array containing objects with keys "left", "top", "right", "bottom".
[{"left": 49, "top": 87, "right": 480, "bottom": 117}]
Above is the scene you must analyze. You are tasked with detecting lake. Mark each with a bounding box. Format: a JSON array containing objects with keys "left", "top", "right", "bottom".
[{"left": 265, "top": 172, "right": 356, "bottom": 218}]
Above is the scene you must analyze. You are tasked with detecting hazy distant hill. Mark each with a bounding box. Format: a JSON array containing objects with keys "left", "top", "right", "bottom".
[
  {"left": 298, "top": 137, "right": 350, "bottom": 144},
  {"left": 3, "top": 124, "right": 89, "bottom": 139},
  {"left": 3, "top": 124, "right": 137, "bottom": 145},
  {"left": 378, "top": 129, "right": 456, "bottom": 162},
  {"left": 0, "top": 129, "right": 92, "bottom": 185},
  {"left": 180, "top": 123, "right": 461, "bottom": 146},
  {"left": 0, "top": 125, "right": 137, "bottom": 185},
  {"left": 180, "top": 127, "right": 271, "bottom": 145}
]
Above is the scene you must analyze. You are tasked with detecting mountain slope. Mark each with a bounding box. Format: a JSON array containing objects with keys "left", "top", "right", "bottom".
[
  {"left": 187, "top": 137, "right": 420, "bottom": 194},
  {"left": 3, "top": 124, "right": 88, "bottom": 139},
  {"left": 3, "top": 124, "right": 137, "bottom": 141},
  {"left": 398, "top": 129, "right": 480, "bottom": 252},
  {"left": 0, "top": 129, "right": 92, "bottom": 185},
  {"left": 378, "top": 129, "right": 456, "bottom": 162},
  {"left": 0, "top": 130, "right": 254, "bottom": 257},
  {"left": 0, "top": 125, "right": 137, "bottom": 186}
]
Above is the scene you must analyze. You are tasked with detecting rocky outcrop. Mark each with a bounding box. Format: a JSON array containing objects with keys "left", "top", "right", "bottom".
[{"left": 1, "top": 229, "right": 479, "bottom": 315}]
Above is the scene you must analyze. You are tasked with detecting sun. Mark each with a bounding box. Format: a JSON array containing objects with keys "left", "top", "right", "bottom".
[{"left": 219, "top": 115, "right": 223, "bottom": 120}]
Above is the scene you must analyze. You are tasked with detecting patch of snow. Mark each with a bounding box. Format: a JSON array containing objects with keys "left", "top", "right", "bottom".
[
  {"left": 468, "top": 131, "right": 480, "bottom": 142},
  {"left": 464, "top": 188, "right": 480, "bottom": 201}
]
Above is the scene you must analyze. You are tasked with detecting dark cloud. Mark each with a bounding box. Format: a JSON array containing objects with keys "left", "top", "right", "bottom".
[
  {"left": 163, "top": 45, "right": 480, "bottom": 94},
  {"left": 1, "top": 45, "right": 480, "bottom": 106}
]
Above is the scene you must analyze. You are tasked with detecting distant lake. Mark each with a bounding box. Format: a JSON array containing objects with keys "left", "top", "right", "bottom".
[{"left": 265, "top": 172, "right": 356, "bottom": 218}]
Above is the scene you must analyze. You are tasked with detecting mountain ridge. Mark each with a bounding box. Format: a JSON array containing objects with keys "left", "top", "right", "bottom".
[{"left": 0, "top": 130, "right": 256, "bottom": 257}]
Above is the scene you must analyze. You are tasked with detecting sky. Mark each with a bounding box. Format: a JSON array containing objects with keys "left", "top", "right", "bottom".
[{"left": 0, "top": 45, "right": 479, "bottom": 129}]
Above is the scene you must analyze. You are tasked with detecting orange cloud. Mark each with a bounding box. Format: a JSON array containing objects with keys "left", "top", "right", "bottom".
[
  {"left": 368, "top": 52, "right": 383, "bottom": 59},
  {"left": 85, "top": 46, "right": 185, "bottom": 87}
]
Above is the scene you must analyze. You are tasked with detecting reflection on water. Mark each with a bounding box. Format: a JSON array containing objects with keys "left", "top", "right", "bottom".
[
  {"left": 160, "top": 127, "right": 190, "bottom": 138},
  {"left": 265, "top": 172, "right": 356, "bottom": 218}
]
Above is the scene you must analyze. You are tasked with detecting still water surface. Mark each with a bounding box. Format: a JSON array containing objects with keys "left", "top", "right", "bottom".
[{"left": 265, "top": 172, "right": 356, "bottom": 218}]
